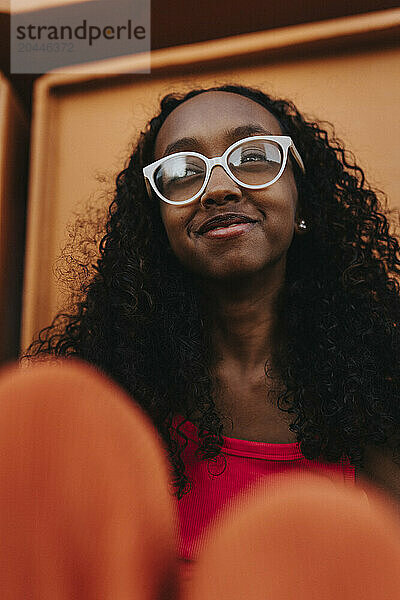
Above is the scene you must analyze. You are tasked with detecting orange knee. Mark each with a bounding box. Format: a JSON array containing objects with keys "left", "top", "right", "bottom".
[
  {"left": 187, "top": 473, "right": 400, "bottom": 600},
  {"left": 0, "top": 358, "right": 179, "bottom": 600}
]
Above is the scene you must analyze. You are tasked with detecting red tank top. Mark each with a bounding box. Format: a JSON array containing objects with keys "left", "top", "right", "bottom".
[{"left": 171, "top": 415, "right": 356, "bottom": 580}]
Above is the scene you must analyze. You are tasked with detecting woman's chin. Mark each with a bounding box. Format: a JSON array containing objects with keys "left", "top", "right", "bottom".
[{"left": 193, "top": 262, "right": 267, "bottom": 283}]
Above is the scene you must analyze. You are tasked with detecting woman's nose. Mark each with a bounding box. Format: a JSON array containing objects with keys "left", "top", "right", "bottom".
[{"left": 200, "top": 165, "right": 242, "bottom": 207}]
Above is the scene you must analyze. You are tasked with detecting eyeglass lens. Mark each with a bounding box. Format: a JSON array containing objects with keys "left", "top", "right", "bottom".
[{"left": 154, "top": 139, "right": 283, "bottom": 203}]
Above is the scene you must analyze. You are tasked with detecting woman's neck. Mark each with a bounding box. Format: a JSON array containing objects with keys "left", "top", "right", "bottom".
[{"left": 198, "top": 269, "right": 285, "bottom": 371}]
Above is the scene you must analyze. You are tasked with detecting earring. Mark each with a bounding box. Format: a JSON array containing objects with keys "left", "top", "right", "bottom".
[{"left": 298, "top": 219, "right": 307, "bottom": 230}]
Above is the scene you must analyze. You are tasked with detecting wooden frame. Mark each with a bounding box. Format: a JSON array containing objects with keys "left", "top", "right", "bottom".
[{"left": 0, "top": 71, "right": 28, "bottom": 362}]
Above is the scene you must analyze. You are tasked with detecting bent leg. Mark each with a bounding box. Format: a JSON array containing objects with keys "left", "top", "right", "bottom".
[
  {"left": 186, "top": 472, "right": 400, "bottom": 599},
  {"left": 0, "top": 358, "right": 179, "bottom": 600}
]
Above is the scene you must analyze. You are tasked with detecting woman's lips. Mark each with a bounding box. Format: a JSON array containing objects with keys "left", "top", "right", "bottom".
[{"left": 201, "top": 221, "right": 257, "bottom": 239}]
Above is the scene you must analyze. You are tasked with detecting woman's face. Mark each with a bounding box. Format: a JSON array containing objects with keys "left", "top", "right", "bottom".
[{"left": 153, "top": 91, "right": 301, "bottom": 281}]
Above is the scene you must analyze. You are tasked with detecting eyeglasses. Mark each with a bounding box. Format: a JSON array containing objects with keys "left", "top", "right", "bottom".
[{"left": 143, "top": 135, "right": 305, "bottom": 206}]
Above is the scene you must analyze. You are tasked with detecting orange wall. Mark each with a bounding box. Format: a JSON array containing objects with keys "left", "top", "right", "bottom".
[{"left": 21, "top": 14, "right": 400, "bottom": 351}]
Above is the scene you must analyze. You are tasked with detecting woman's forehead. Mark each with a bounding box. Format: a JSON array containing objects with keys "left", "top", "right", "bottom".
[{"left": 154, "top": 91, "right": 284, "bottom": 159}]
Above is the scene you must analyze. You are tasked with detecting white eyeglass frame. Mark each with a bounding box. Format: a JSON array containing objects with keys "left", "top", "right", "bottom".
[{"left": 143, "top": 135, "right": 305, "bottom": 206}]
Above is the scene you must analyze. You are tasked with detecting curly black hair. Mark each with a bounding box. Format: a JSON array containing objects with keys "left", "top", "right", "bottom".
[{"left": 21, "top": 83, "right": 400, "bottom": 500}]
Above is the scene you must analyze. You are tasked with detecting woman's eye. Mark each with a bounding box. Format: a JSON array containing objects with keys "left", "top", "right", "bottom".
[
  {"left": 241, "top": 152, "right": 267, "bottom": 163},
  {"left": 171, "top": 168, "right": 202, "bottom": 181}
]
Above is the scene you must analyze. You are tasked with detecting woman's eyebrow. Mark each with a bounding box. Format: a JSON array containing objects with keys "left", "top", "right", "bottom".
[
  {"left": 163, "top": 136, "right": 199, "bottom": 157},
  {"left": 162, "top": 123, "right": 274, "bottom": 157},
  {"left": 223, "top": 124, "right": 274, "bottom": 139}
]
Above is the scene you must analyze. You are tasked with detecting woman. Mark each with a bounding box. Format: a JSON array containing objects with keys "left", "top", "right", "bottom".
[{"left": 23, "top": 83, "right": 400, "bottom": 567}]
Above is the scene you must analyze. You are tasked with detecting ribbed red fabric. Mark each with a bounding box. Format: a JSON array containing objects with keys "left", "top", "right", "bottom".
[{"left": 172, "top": 415, "right": 356, "bottom": 582}]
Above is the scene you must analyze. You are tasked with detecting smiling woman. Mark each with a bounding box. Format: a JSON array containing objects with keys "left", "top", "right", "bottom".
[
  {"left": 152, "top": 93, "right": 302, "bottom": 286},
  {"left": 21, "top": 84, "right": 400, "bottom": 573}
]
